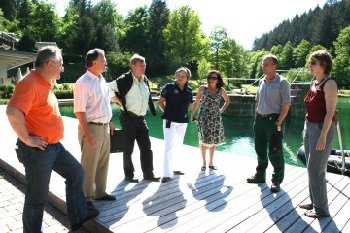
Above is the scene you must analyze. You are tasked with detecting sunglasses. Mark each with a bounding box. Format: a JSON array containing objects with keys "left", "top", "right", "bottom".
[{"left": 209, "top": 76, "right": 218, "bottom": 80}]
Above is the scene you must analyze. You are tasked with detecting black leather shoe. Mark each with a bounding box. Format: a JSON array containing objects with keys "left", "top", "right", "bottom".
[
  {"left": 94, "top": 194, "right": 116, "bottom": 201},
  {"left": 70, "top": 208, "right": 99, "bottom": 231},
  {"left": 87, "top": 201, "right": 95, "bottom": 210},
  {"left": 144, "top": 176, "right": 160, "bottom": 182},
  {"left": 246, "top": 175, "right": 265, "bottom": 183},
  {"left": 161, "top": 177, "right": 171, "bottom": 183},
  {"left": 270, "top": 183, "right": 280, "bottom": 193},
  {"left": 124, "top": 177, "right": 139, "bottom": 183},
  {"left": 173, "top": 171, "right": 185, "bottom": 175}
]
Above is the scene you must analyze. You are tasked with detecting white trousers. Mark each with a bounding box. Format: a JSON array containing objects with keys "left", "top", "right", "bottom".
[{"left": 162, "top": 120, "right": 188, "bottom": 177}]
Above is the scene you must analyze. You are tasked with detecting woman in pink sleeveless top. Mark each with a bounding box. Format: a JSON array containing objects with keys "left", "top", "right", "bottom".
[{"left": 299, "top": 50, "right": 338, "bottom": 218}]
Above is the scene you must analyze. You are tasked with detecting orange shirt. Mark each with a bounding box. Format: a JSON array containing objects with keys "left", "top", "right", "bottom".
[{"left": 8, "top": 70, "right": 64, "bottom": 143}]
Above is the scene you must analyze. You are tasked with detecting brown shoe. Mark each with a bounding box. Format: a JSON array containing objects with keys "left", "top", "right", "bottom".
[
  {"left": 270, "top": 183, "right": 280, "bottom": 193},
  {"left": 246, "top": 175, "right": 265, "bottom": 183},
  {"left": 299, "top": 203, "right": 313, "bottom": 210}
]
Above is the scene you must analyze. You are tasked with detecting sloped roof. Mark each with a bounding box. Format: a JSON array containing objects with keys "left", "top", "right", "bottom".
[{"left": 0, "top": 49, "right": 36, "bottom": 70}]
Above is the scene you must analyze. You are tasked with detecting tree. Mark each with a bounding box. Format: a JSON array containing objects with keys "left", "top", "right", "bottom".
[
  {"left": 163, "top": 5, "right": 206, "bottom": 68},
  {"left": 333, "top": 26, "right": 350, "bottom": 88},
  {"left": 146, "top": 0, "right": 169, "bottom": 75},
  {"left": 248, "top": 50, "right": 269, "bottom": 79},
  {"left": 30, "top": 1, "right": 62, "bottom": 42},
  {"left": 279, "top": 41, "right": 295, "bottom": 70},
  {"left": 93, "top": 0, "right": 123, "bottom": 52},
  {"left": 293, "top": 39, "right": 312, "bottom": 67},
  {"left": 209, "top": 26, "right": 227, "bottom": 69},
  {"left": 121, "top": 6, "right": 149, "bottom": 55}
]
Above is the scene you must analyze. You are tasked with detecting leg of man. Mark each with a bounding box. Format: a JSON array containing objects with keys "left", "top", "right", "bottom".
[
  {"left": 163, "top": 120, "right": 176, "bottom": 178},
  {"left": 254, "top": 116, "right": 269, "bottom": 179},
  {"left": 135, "top": 117, "right": 154, "bottom": 178},
  {"left": 94, "top": 125, "right": 110, "bottom": 198},
  {"left": 268, "top": 123, "right": 284, "bottom": 184},
  {"left": 120, "top": 112, "right": 137, "bottom": 179},
  {"left": 16, "top": 140, "right": 55, "bottom": 233},
  {"left": 78, "top": 124, "right": 103, "bottom": 199},
  {"left": 52, "top": 143, "right": 88, "bottom": 224}
]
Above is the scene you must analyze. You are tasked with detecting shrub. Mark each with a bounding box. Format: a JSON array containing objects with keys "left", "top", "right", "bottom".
[
  {"left": 0, "top": 83, "right": 15, "bottom": 99},
  {"left": 54, "top": 89, "right": 73, "bottom": 99}
]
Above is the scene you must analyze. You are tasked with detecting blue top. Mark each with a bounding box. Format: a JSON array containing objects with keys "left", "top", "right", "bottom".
[{"left": 161, "top": 82, "right": 193, "bottom": 123}]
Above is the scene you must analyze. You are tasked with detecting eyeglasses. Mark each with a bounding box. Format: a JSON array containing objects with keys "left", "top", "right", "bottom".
[{"left": 209, "top": 76, "right": 218, "bottom": 80}]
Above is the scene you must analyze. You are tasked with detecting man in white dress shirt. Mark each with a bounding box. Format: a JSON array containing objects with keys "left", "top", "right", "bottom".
[{"left": 74, "top": 48, "right": 116, "bottom": 205}]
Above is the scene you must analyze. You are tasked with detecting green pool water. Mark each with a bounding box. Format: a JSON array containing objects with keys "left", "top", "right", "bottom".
[{"left": 59, "top": 97, "right": 350, "bottom": 167}]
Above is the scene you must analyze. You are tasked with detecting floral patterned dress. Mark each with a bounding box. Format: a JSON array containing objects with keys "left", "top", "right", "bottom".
[{"left": 197, "top": 86, "right": 225, "bottom": 145}]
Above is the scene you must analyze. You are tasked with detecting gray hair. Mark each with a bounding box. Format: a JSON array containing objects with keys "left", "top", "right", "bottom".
[
  {"left": 35, "top": 46, "right": 62, "bottom": 68},
  {"left": 130, "top": 53, "right": 146, "bottom": 65}
]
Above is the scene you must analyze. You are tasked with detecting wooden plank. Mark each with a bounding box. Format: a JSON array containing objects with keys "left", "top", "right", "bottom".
[
  {"left": 322, "top": 181, "right": 350, "bottom": 232},
  {"left": 167, "top": 166, "right": 305, "bottom": 233},
  {"left": 283, "top": 174, "right": 347, "bottom": 233}
]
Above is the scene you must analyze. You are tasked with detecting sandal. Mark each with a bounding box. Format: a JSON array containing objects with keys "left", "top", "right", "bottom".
[
  {"left": 209, "top": 165, "right": 218, "bottom": 170},
  {"left": 201, "top": 166, "right": 206, "bottom": 171}
]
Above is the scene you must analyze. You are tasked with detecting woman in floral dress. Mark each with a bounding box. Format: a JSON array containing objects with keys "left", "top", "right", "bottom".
[{"left": 191, "top": 70, "right": 230, "bottom": 171}]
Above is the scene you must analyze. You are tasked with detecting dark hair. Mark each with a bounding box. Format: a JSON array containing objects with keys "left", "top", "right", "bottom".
[
  {"left": 206, "top": 70, "right": 224, "bottom": 89},
  {"left": 35, "top": 46, "right": 61, "bottom": 68},
  {"left": 175, "top": 67, "right": 191, "bottom": 80},
  {"left": 263, "top": 54, "right": 279, "bottom": 65},
  {"left": 309, "top": 50, "right": 333, "bottom": 75},
  {"left": 85, "top": 48, "right": 105, "bottom": 68}
]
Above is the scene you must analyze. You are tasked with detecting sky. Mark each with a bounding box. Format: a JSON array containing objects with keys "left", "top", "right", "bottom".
[{"left": 48, "top": 0, "right": 327, "bottom": 50}]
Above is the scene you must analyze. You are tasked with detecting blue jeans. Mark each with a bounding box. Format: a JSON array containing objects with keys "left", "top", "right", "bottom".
[{"left": 16, "top": 139, "right": 88, "bottom": 233}]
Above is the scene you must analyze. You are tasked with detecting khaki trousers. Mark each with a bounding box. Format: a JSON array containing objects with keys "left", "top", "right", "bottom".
[{"left": 78, "top": 124, "right": 110, "bottom": 200}]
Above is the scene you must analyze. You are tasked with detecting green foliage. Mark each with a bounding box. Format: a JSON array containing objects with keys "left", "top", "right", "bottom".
[
  {"left": 284, "top": 68, "right": 312, "bottom": 83},
  {"left": 120, "top": 7, "right": 149, "bottom": 55},
  {"left": 253, "top": 1, "right": 350, "bottom": 51},
  {"left": 0, "top": 99, "right": 9, "bottom": 105},
  {"left": 146, "top": 0, "right": 170, "bottom": 75},
  {"left": 247, "top": 50, "right": 269, "bottom": 79},
  {"left": 293, "top": 39, "right": 312, "bottom": 67},
  {"left": 105, "top": 51, "right": 132, "bottom": 81},
  {"left": 163, "top": 6, "right": 206, "bottom": 66},
  {"left": 53, "top": 89, "right": 73, "bottom": 99},
  {"left": 333, "top": 26, "right": 350, "bottom": 88},
  {"left": 197, "top": 59, "right": 212, "bottom": 80},
  {"left": 0, "top": 83, "right": 15, "bottom": 99},
  {"left": 279, "top": 41, "right": 295, "bottom": 69}
]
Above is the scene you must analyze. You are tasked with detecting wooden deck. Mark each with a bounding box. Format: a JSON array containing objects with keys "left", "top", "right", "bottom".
[{"left": 1, "top": 105, "right": 349, "bottom": 233}]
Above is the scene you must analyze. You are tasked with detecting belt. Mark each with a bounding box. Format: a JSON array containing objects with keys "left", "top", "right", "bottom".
[
  {"left": 257, "top": 113, "right": 279, "bottom": 118},
  {"left": 125, "top": 111, "right": 143, "bottom": 118},
  {"left": 87, "top": 122, "right": 109, "bottom": 126}
]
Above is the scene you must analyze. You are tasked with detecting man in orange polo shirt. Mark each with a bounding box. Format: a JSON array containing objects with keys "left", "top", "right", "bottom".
[{"left": 6, "top": 46, "right": 98, "bottom": 232}]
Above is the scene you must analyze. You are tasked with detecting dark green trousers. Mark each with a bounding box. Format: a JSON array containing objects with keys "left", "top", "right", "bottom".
[{"left": 253, "top": 114, "right": 284, "bottom": 184}]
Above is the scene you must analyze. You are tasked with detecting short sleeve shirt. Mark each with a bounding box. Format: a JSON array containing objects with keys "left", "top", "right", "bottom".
[
  {"left": 74, "top": 71, "right": 112, "bottom": 123},
  {"left": 161, "top": 82, "right": 193, "bottom": 123},
  {"left": 8, "top": 70, "right": 64, "bottom": 143},
  {"left": 256, "top": 74, "right": 291, "bottom": 115}
]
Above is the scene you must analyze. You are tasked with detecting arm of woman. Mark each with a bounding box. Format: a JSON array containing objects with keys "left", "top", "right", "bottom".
[
  {"left": 316, "top": 80, "right": 338, "bottom": 151},
  {"left": 220, "top": 88, "right": 230, "bottom": 113},
  {"left": 158, "top": 96, "right": 166, "bottom": 112},
  {"left": 191, "top": 86, "right": 203, "bottom": 120}
]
